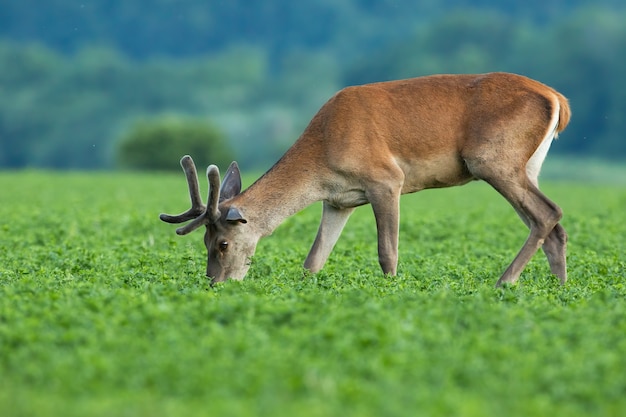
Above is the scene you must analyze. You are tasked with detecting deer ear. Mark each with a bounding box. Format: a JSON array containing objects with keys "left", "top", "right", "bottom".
[
  {"left": 219, "top": 161, "right": 242, "bottom": 202},
  {"left": 226, "top": 206, "right": 247, "bottom": 224}
]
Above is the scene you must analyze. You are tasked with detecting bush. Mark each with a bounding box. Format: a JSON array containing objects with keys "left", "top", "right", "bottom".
[{"left": 116, "top": 117, "right": 235, "bottom": 171}]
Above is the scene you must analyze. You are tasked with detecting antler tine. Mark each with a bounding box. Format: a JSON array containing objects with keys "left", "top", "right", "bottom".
[
  {"left": 159, "top": 155, "right": 207, "bottom": 224},
  {"left": 173, "top": 164, "right": 222, "bottom": 236},
  {"left": 181, "top": 155, "right": 205, "bottom": 209},
  {"left": 206, "top": 165, "right": 222, "bottom": 222}
]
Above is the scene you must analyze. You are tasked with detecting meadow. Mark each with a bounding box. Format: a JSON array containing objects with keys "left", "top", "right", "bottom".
[{"left": 1, "top": 166, "right": 625, "bottom": 417}]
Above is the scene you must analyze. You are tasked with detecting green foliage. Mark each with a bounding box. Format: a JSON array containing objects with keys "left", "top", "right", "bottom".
[
  {"left": 116, "top": 117, "right": 234, "bottom": 171},
  {"left": 2, "top": 1, "right": 622, "bottom": 59},
  {"left": 1, "top": 168, "right": 625, "bottom": 416}
]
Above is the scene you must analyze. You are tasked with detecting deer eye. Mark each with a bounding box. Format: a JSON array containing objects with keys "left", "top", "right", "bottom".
[{"left": 218, "top": 241, "right": 229, "bottom": 252}]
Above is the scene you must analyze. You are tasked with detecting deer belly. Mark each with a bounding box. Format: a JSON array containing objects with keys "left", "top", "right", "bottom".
[
  {"left": 400, "top": 156, "right": 474, "bottom": 193},
  {"left": 327, "top": 189, "right": 369, "bottom": 209}
]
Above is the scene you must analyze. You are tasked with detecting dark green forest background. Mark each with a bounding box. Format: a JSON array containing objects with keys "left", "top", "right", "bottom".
[{"left": 1, "top": 0, "right": 625, "bottom": 170}]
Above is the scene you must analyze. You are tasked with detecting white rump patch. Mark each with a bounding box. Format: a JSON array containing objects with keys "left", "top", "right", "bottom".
[{"left": 526, "top": 99, "right": 560, "bottom": 187}]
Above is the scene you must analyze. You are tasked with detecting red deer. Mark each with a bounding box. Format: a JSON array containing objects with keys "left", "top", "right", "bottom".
[{"left": 160, "top": 72, "right": 571, "bottom": 287}]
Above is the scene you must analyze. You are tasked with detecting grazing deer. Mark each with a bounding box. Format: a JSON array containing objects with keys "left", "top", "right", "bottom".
[{"left": 161, "top": 72, "right": 570, "bottom": 287}]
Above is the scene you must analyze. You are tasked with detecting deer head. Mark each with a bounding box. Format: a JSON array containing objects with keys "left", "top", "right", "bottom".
[{"left": 160, "top": 155, "right": 256, "bottom": 283}]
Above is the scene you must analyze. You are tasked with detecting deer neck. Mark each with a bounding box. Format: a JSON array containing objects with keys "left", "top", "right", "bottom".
[{"left": 230, "top": 142, "right": 326, "bottom": 237}]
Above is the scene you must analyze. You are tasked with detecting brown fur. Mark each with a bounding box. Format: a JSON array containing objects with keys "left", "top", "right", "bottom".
[{"left": 162, "top": 72, "right": 571, "bottom": 287}]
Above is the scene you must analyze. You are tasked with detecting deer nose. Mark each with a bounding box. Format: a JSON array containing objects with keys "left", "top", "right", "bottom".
[{"left": 207, "top": 272, "right": 226, "bottom": 286}]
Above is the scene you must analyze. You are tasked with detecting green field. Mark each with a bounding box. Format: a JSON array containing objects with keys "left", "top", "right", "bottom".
[{"left": 1, "top": 168, "right": 625, "bottom": 417}]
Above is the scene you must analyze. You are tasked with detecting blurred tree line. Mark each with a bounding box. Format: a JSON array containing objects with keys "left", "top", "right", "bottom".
[{"left": 0, "top": 0, "right": 625, "bottom": 169}]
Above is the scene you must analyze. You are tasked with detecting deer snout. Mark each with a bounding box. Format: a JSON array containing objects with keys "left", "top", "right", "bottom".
[{"left": 207, "top": 268, "right": 226, "bottom": 285}]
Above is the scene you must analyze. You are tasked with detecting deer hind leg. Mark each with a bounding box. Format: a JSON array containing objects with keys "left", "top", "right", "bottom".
[
  {"left": 304, "top": 202, "right": 355, "bottom": 273},
  {"left": 542, "top": 223, "right": 568, "bottom": 283},
  {"left": 494, "top": 177, "right": 563, "bottom": 286},
  {"left": 466, "top": 156, "right": 563, "bottom": 286},
  {"left": 525, "top": 136, "right": 568, "bottom": 284},
  {"left": 509, "top": 205, "right": 568, "bottom": 284}
]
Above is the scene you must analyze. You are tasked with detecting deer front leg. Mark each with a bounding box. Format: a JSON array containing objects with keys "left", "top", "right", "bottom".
[
  {"left": 304, "top": 202, "right": 355, "bottom": 273},
  {"left": 367, "top": 187, "right": 402, "bottom": 276}
]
